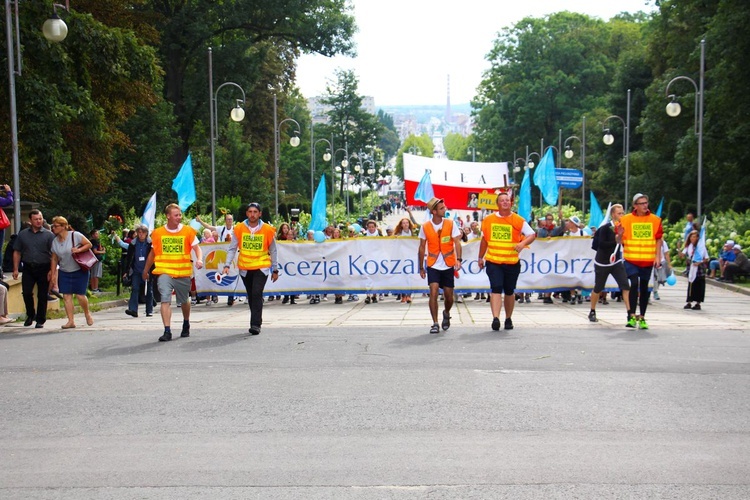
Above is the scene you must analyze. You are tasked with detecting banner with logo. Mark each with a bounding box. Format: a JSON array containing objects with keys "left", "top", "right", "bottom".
[{"left": 196, "top": 237, "right": 631, "bottom": 296}]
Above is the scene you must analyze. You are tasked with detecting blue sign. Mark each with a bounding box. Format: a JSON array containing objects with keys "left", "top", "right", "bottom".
[{"left": 555, "top": 168, "right": 583, "bottom": 189}]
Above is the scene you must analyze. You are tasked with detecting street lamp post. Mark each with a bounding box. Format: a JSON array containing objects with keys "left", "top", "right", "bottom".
[
  {"left": 207, "top": 48, "right": 246, "bottom": 225},
  {"left": 273, "top": 93, "right": 301, "bottom": 217},
  {"left": 468, "top": 146, "right": 478, "bottom": 162},
  {"left": 603, "top": 89, "right": 631, "bottom": 206},
  {"left": 525, "top": 146, "right": 541, "bottom": 208},
  {"left": 563, "top": 116, "right": 586, "bottom": 216},
  {"left": 333, "top": 146, "right": 349, "bottom": 221},
  {"left": 312, "top": 137, "right": 333, "bottom": 221},
  {"left": 665, "top": 39, "right": 705, "bottom": 219},
  {"left": 5, "top": 0, "right": 71, "bottom": 232}
]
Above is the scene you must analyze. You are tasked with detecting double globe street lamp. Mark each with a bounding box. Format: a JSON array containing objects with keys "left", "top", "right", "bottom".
[
  {"left": 665, "top": 40, "right": 705, "bottom": 219},
  {"left": 602, "top": 89, "right": 631, "bottom": 206},
  {"left": 273, "top": 94, "right": 301, "bottom": 217},
  {"left": 207, "top": 47, "right": 246, "bottom": 225}
]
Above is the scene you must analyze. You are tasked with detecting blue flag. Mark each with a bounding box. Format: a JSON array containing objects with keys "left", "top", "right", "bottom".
[
  {"left": 414, "top": 170, "right": 434, "bottom": 203},
  {"left": 308, "top": 174, "right": 328, "bottom": 232},
  {"left": 587, "top": 191, "right": 604, "bottom": 230},
  {"left": 533, "top": 149, "right": 558, "bottom": 205},
  {"left": 693, "top": 217, "right": 708, "bottom": 263},
  {"left": 172, "top": 153, "right": 196, "bottom": 212},
  {"left": 655, "top": 196, "right": 664, "bottom": 218},
  {"left": 518, "top": 167, "right": 532, "bottom": 221},
  {"left": 141, "top": 192, "right": 157, "bottom": 233}
]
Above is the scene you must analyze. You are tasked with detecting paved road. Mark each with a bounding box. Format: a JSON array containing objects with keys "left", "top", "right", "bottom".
[{"left": 1, "top": 279, "right": 748, "bottom": 499}]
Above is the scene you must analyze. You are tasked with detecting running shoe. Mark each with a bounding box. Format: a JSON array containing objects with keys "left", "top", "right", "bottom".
[
  {"left": 588, "top": 310, "right": 597, "bottom": 322},
  {"left": 638, "top": 318, "right": 649, "bottom": 330},
  {"left": 626, "top": 317, "right": 637, "bottom": 328}
]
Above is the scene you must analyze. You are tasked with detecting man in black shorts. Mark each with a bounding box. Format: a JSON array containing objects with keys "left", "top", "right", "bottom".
[
  {"left": 418, "top": 197, "right": 463, "bottom": 334},
  {"left": 589, "top": 204, "right": 631, "bottom": 322}
]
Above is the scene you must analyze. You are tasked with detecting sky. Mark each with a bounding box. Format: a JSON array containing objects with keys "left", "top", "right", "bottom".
[{"left": 296, "top": 0, "right": 656, "bottom": 106}]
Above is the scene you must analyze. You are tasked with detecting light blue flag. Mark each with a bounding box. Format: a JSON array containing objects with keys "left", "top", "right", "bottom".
[
  {"left": 141, "top": 191, "right": 157, "bottom": 233},
  {"left": 171, "top": 153, "right": 196, "bottom": 212},
  {"left": 655, "top": 196, "right": 665, "bottom": 218},
  {"left": 533, "top": 148, "right": 558, "bottom": 205},
  {"left": 414, "top": 170, "right": 434, "bottom": 203},
  {"left": 308, "top": 174, "right": 328, "bottom": 232},
  {"left": 693, "top": 216, "right": 708, "bottom": 263},
  {"left": 518, "top": 167, "right": 532, "bottom": 221},
  {"left": 587, "top": 191, "right": 604, "bottom": 230}
]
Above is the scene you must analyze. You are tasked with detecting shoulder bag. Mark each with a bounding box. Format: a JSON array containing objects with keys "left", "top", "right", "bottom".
[
  {"left": 0, "top": 208, "right": 10, "bottom": 230},
  {"left": 71, "top": 232, "right": 98, "bottom": 271}
]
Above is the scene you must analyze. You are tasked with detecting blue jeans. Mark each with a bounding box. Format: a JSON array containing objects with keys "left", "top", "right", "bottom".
[{"left": 128, "top": 271, "right": 153, "bottom": 315}]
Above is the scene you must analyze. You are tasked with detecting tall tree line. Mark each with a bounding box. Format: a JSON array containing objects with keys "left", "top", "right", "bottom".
[
  {"left": 472, "top": 1, "right": 750, "bottom": 216},
  {"left": 0, "top": 0, "right": 355, "bottom": 226}
]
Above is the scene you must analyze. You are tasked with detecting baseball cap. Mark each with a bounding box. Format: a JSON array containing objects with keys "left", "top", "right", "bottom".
[
  {"left": 725, "top": 239, "right": 735, "bottom": 246},
  {"left": 426, "top": 197, "right": 444, "bottom": 211},
  {"left": 632, "top": 193, "right": 647, "bottom": 204},
  {"left": 734, "top": 244, "right": 742, "bottom": 250}
]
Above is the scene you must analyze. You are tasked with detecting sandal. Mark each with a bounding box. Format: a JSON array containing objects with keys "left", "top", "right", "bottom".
[
  {"left": 441, "top": 310, "right": 451, "bottom": 331},
  {"left": 429, "top": 323, "right": 440, "bottom": 334}
]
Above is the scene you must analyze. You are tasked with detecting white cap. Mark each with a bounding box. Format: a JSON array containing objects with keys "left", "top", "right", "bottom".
[
  {"left": 569, "top": 215, "right": 582, "bottom": 225},
  {"left": 725, "top": 240, "right": 735, "bottom": 246},
  {"left": 632, "top": 193, "right": 647, "bottom": 204},
  {"left": 734, "top": 244, "right": 742, "bottom": 250}
]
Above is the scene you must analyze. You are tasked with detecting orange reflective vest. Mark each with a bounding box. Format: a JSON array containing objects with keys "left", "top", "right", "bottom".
[
  {"left": 481, "top": 212, "right": 527, "bottom": 265},
  {"left": 422, "top": 219, "right": 457, "bottom": 268},
  {"left": 233, "top": 222, "right": 276, "bottom": 270},
  {"left": 151, "top": 225, "right": 197, "bottom": 278},
  {"left": 620, "top": 211, "right": 663, "bottom": 267}
]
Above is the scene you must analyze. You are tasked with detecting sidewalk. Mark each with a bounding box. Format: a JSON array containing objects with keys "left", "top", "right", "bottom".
[{"left": 3, "top": 274, "right": 745, "bottom": 335}]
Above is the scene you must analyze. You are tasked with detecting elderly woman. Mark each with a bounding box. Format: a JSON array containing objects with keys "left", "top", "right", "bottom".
[{"left": 49, "top": 216, "right": 94, "bottom": 329}]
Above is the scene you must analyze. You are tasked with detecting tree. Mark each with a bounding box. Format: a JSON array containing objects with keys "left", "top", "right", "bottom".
[
  {"left": 318, "top": 70, "right": 383, "bottom": 196},
  {"left": 0, "top": 3, "right": 162, "bottom": 217}
]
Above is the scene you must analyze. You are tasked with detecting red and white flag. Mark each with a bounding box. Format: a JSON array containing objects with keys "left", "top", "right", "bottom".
[{"left": 403, "top": 154, "right": 510, "bottom": 210}]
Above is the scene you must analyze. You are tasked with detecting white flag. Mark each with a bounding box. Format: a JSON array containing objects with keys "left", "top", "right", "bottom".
[{"left": 141, "top": 192, "right": 157, "bottom": 234}]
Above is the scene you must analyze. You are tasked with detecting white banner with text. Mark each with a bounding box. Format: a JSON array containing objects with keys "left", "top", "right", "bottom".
[{"left": 195, "top": 237, "right": 634, "bottom": 296}]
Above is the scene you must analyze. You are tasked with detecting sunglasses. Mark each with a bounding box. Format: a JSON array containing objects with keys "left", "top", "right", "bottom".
[{"left": 247, "top": 203, "right": 261, "bottom": 210}]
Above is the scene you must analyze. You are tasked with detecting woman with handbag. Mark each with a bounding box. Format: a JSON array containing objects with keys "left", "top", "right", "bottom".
[{"left": 49, "top": 216, "right": 94, "bottom": 329}]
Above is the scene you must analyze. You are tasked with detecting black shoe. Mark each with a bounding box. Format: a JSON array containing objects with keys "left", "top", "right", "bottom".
[
  {"left": 227, "top": 297, "right": 235, "bottom": 307},
  {"left": 159, "top": 331, "right": 172, "bottom": 342},
  {"left": 692, "top": 303, "right": 701, "bottom": 310},
  {"left": 684, "top": 303, "right": 692, "bottom": 309},
  {"left": 35, "top": 323, "right": 44, "bottom": 329},
  {"left": 485, "top": 296, "right": 490, "bottom": 303},
  {"left": 180, "top": 322, "right": 190, "bottom": 338},
  {"left": 146, "top": 313, "right": 153, "bottom": 317},
  {"left": 543, "top": 297, "right": 554, "bottom": 304},
  {"left": 125, "top": 309, "right": 138, "bottom": 318},
  {"left": 249, "top": 326, "right": 261, "bottom": 336},
  {"left": 372, "top": 295, "right": 378, "bottom": 303},
  {"left": 24, "top": 316, "right": 34, "bottom": 327},
  {"left": 290, "top": 298, "right": 297, "bottom": 304},
  {"left": 504, "top": 318, "right": 513, "bottom": 330},
  {"left": 474, "top": 293, "right": 480, "bottom": 300},
  {"left": 268, "top": 296, "right": 275, "bottom": 302},
  {"left": 588, "top": 310, "right": 598, "bottom": 322},
  {"left": 441, "top": 310, "right": 451, "bottom": 331},
  {"left": 491, "top": 317, "right": 500, "bottom": 331},
  {"left": 282, "top": 296, "right": 289, "bottom": 304}
]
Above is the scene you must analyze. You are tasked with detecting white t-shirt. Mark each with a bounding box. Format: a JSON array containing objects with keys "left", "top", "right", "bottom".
[{"left": 418, "top": 219, "right": 461, "bottom": 270}]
